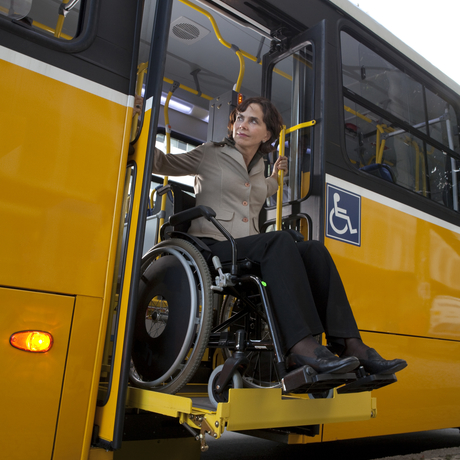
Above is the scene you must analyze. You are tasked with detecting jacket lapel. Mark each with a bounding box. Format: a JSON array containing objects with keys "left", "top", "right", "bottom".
[{"left": 219, "top": 144, "right": 248, "bottom": 173}]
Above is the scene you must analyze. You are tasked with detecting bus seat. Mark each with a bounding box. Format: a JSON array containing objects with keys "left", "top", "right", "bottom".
[{"left": 360, "top": 163, "right": 395, "bottom": 183}]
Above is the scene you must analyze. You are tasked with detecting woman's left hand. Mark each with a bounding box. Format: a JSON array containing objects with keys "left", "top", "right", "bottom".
[{"left": 272, "top": 156, "right": 289, "bottom": 177}]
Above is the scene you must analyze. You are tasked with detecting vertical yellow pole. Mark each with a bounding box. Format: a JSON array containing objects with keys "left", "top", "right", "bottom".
[
  {"left": 276, "top": 126, "right": 286, "bottom": 231},
  {"left": 158, "top": 92, "right": 173, "bottom": 233},
  {"left": 54, "top": 0, "right": 72, "bottom": 38}
]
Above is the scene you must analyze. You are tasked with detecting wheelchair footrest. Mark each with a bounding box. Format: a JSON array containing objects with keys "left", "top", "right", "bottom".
[
  {"left": 337, "top": 367, "right": 397, "bottom": 394},
  {"left": 282, "top": 365, "right": 356, "bottom": 394}
]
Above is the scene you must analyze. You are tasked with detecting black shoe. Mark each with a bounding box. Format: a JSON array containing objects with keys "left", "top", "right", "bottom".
[
  {"left": 286, "top": 346, "right": 360, "bottom": 374},
  {"left": 358, "top": 348, "right": 407, "bottom": 375}
]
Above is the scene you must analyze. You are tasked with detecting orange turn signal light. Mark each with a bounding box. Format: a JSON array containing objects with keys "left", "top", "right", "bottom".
[{"left": 10, "top": 331, "right": 53, "bottom": 353}]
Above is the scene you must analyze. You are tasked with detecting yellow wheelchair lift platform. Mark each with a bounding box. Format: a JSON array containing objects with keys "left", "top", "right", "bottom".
[{"left": 126, "top": 386, "right": 376, "bottom": 451}]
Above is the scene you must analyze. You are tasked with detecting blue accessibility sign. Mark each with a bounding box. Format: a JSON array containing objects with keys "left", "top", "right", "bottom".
[{"left": 326, "top": 184, "right": 361, "bottom": 246}]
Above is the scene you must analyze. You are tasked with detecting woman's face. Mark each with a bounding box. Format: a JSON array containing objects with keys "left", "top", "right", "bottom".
[{"left": 232, "top": 103, "right": 271, "bottom": 154}]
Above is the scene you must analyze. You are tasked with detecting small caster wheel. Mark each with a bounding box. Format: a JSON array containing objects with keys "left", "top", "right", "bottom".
[{"left": 208, "top": 364, "right": 243, "bottom": 408}]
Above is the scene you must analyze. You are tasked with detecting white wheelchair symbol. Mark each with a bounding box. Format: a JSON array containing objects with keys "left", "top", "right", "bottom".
[{"left": 329, "top": 193, "right": 357, "bottom": 235}]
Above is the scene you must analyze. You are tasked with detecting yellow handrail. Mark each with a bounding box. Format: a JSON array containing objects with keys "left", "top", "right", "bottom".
[
  {"left": 276, "top": 120, "right": 316, "bottom": 230},
  {"left": 179, "top": 0, "right": 246, "bottom": 90},
  {"left": 163, "top": 77, "right": 213, "bottom": 101}
]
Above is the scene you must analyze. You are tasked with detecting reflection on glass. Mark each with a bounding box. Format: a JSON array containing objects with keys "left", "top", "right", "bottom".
[
  {"left": 0, "top": 0, "right": 32, "bottom": 19},
  {"left": 341, "top": 32, "right": 425, "bottom": 130}
]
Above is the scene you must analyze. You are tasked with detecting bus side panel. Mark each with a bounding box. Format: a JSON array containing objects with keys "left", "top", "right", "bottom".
[
  {"left": 0, "top": 50, "right": 129, "bottom": 298},
  {"left": 328, "top": 193, "right": 460, "bottom": 339},
  {"left": 324, "top": 187, "right": 460, "bottom": 437},
  {"left": 0, "top": 287, "right": 75, "bottom": 459},
  {"left": 322, "top": 331, "right": 460, "bottom": 440},
  {"left": 53, "top": 296, "right": 104, "bottom": 460}
]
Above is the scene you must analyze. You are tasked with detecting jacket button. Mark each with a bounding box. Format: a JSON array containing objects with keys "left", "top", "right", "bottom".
[
  {"left": 242, "top": 201, "right": 248, "bottom": 206},
  {"left": 242, "top": 217, "right": 248, "bottom": 223},
  {"left": 244, "top": 182, "right": 250, "bottom": 187}
]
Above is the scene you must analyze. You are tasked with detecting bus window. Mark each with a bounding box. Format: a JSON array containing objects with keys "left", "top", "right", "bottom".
[
  {"left": 154, "top": 132, "right": 198, "bottom": 188},
  {"left": 269, "top": 44, "right": 314, "bottom": 204},
  {"left": 341, "top": 31, "right": 460, "bottom": 211}
]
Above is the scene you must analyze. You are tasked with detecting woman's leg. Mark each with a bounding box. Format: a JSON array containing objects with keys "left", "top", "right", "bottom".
[
  {"left": 206, "top": 233, "right": 406, "bottom": 375},
  {"left": 296, "top": 240, "right": 360, "bottom": 342},
  {"left": 207, "top": 232, "right": 324, "bottom": 350}
]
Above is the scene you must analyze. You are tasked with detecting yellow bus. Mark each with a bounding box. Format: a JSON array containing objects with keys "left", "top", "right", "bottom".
[{"left": 1, "top": 0, "right": 459, "bottom": 459}]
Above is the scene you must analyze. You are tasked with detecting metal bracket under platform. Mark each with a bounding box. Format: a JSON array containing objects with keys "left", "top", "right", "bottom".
[{"left": 126, "top": 385, "right": 376, "bottom": 448}]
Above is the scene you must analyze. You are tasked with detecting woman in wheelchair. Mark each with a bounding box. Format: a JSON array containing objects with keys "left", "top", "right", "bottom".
[{"left": 151, "top": 96, "right": 407, "bottom": 379}]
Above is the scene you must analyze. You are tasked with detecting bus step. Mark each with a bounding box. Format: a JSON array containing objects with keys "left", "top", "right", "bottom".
[
  {"left": 282, "top": 365, "right": 356, "bottom": 394},
  {"left": 337, "top": 367, "right": 397, "bottom": 394}
]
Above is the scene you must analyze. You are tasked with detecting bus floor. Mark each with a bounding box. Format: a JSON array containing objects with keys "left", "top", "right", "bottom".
[{"left": 202, "top": 429, "right": 460, "bottom": 460}]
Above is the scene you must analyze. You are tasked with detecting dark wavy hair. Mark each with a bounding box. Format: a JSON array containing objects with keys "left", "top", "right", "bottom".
[{"left": 227, "top": 97, "right": 284, "bottom": 154}]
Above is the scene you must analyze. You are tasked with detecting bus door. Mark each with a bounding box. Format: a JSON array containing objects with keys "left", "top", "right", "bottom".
[
  {"left": 92, "top": 0, "right": 176, "bottom": 452},
  {"left": 262, "top": 21, "right": 326, "bottom": 241}
]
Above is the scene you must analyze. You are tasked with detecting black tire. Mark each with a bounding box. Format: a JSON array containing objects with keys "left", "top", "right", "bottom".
[
  {"left": 208, "top": 364, "right": 243, "bottom": 408},
  {"left": 130, "top": 239, "right": 213, "bottom": 394},
  {"left": 219, "top": 295, "right": 282, "bottom": 389}
]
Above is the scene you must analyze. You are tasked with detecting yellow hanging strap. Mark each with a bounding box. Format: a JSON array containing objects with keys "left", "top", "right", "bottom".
[{"left": 276, "top": 120, "right": 316, "bottom": 231}]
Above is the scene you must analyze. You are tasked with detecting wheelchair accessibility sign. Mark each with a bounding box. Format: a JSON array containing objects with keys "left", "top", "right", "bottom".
[{"left": 326, "top": 184, "right": 361, "bottom": 246}]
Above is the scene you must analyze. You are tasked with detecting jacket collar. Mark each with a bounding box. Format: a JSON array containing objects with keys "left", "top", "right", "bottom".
[{"left": 217, "top": 138, "right": 264, "bottom": 174}]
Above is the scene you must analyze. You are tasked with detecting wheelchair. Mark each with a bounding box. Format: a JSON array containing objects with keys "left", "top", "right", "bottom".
[{"left": 130, "top": 186, "right": 397, "bottom": 405}]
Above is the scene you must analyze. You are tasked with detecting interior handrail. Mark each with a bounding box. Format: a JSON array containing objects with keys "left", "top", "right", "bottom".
[{"left": 276, "top": 120, "right": 316, "bottom": 230}]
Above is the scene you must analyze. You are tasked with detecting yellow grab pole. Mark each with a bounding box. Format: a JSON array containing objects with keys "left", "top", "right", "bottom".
[
  {"left": 276, "top": 126, "right": 286, "bottom": 231},
  {"left": 158, "top": 91, "right": 174, "bottom": 233},
  {"left": 285, "top": 120, "right": 316, "bottom": 135},
  {"left": 276, "top": 120, "right": 316, "bottom": 231},
  {"left": 234, "top": 50, "right": 246, "bottom": 93},
  {"left": 55, "top": 0, "right": 76, "bottom": 38}
]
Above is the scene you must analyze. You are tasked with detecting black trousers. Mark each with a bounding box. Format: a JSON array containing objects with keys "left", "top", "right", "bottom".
[{"left": 203, "top": 231, "right": 360, "bottom": 352}]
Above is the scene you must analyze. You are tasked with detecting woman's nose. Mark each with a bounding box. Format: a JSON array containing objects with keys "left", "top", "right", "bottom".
[{"left": 238, "top": 119, "right": 248, "bottom": 129}]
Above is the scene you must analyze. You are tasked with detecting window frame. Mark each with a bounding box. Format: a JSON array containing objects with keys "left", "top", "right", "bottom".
[
  {"left": 338, "top": 22, "right": 460, "bottom": 212},
  {"left": 0, "top": 0, "right": 99, "bottom": 53}
]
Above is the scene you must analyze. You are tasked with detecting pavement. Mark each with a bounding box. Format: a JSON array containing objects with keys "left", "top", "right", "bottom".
[{"left": 375, "top": 448, "right": 460, "bottom": 460}]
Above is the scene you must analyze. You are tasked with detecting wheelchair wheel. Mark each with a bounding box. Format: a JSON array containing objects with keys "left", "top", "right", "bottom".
[
  {"left": 219, "top": 295, "right": 282, "bottom": 389},
  {"left": 130, "top": 238, "right": 213, "bottom": 394},
  {"left": 208, "top": 364, "right": 243, "bottom": 408}
]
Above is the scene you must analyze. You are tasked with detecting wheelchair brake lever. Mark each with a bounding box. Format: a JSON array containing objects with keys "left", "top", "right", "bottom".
[{"left": 211, "top": 256, "right": 236, "bottom": 291}]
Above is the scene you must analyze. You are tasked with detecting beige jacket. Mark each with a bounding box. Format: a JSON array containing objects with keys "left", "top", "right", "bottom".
[{"left": 153, "top": 141, "right": 279, "bottom": 241}]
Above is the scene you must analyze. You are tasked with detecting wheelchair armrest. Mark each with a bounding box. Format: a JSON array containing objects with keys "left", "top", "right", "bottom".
[
  {"left": 169, "top": 205, "right": 216, "bottom": 227},
  {"left": 164, "top": 205, "right": 239, "bottom": 276}
]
